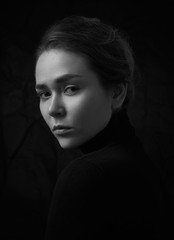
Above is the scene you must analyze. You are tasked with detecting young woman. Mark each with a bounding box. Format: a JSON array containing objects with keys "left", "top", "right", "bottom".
[{"left": 35, "top": 16, "right": 166, "bottom": 239}]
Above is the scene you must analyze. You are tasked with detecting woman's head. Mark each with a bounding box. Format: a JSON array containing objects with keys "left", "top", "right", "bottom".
[{"left": 35, "top": 16, "right": 135, "bottom": 149}]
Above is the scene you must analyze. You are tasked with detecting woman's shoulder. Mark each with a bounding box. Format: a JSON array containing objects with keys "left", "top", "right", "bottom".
[{"left": 57, "top": 138, "right": 151, "bottom": 190}]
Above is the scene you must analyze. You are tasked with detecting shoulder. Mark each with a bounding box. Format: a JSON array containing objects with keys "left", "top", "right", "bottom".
[{"left": 57, "top": 140, "right": 151, "bottom": 193}]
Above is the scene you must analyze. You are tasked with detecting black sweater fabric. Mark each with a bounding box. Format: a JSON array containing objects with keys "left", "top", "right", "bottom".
[{"left": 45, "top": 111, "right": 168, "bottom": 240}]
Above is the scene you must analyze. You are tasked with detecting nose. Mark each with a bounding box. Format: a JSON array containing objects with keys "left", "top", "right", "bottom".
[{"left": 48, "top": 94, "right": 66, "bottom": 117}]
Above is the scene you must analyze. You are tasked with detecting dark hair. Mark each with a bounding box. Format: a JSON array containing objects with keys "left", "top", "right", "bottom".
[{"left": 36, "top": 15, "right": 135, "bottom": 108}]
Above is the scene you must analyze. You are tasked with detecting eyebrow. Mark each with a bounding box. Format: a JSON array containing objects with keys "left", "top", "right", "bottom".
[{"left": 35, "top": 74, "right": 81, "bottom": 90}]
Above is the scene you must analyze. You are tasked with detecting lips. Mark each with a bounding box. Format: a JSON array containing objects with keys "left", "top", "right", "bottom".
[{"left": 52, "top": 125, "right": 73, "bottom": 135}]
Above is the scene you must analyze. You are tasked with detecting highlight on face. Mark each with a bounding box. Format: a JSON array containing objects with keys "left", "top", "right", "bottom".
[
  {"left": 35, "top": 16, "right": 134, "bottom": 149},
  {"left": 35, "top": 49, "right": 118, "bottom": 149}
]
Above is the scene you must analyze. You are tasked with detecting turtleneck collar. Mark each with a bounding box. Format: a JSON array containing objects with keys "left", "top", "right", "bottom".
[{"left": 80, "top": 110, "right": 135, "bottom": 154}]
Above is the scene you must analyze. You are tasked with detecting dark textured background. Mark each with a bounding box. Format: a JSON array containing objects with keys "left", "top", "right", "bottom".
[{"left": 0, "top": 1, "right": 174, "bottom": 239}]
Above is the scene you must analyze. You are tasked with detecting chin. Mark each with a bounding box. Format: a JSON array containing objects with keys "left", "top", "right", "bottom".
[
  {"left": 57, "top": 135, "right": 90, "bottom": 149},
  {"left": 57, "top": 138, "right": 80, "bottom": 149}
]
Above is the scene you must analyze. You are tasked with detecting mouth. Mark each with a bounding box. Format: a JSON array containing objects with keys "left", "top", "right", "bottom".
[{"left": 52, "top": 125, "right": 73, "bottom": 136}]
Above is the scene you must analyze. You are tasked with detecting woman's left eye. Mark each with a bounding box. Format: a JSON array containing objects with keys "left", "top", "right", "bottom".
[{"left": 64, "top": 86, "right": 80, "bottom": 95}]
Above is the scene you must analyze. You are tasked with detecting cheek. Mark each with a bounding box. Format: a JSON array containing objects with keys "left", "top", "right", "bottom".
[
  {"left": 69, "top": 91, "right": 111, "bottom": 127},
  {"left": 67, "top": 93, "right": 93, "bottom": 118}
]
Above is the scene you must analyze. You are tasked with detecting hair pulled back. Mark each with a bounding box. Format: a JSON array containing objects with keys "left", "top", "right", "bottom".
[{"left": 36, "top": 15, "right": 135, "bottom": 108}]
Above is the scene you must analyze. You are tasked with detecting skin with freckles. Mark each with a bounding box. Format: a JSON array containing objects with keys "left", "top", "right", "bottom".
[{"left": 35, "top": 49, "right": 121, "bottom": 149}]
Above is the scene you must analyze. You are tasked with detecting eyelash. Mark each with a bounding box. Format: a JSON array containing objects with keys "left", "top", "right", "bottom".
[{"left": 36, "top": 86, "right": 80, "bottom": 100}]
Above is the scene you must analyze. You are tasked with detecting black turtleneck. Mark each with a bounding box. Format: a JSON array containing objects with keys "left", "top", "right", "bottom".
[
  {"left": 80, "top": 109, "right": 136, "bottom": 154},
  {"left": 46, "top": 110, "right": 167, "bottom": 240}
]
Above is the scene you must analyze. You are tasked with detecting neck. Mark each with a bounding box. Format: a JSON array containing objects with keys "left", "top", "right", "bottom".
[{"left": 80, "top": 110, "right": 135, "bottom": 154}]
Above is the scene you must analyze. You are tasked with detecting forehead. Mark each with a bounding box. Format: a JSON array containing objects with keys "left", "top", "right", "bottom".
[{"left": 35, "top": 49, "right": 94, "bottom": 82}]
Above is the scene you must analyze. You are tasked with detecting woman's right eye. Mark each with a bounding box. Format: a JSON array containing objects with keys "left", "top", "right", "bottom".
[{"left": 37, "top": 91, "right": 51, "bottom": 100}]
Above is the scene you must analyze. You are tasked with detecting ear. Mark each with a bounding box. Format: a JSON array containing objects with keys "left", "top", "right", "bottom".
[{"left": 111, "top": 83, "right": 128, "bottom": 111}]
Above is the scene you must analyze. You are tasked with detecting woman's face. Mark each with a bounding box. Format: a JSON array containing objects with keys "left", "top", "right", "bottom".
[{"left": 35, "top": 49, "right": 114, "bottom": 149}]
